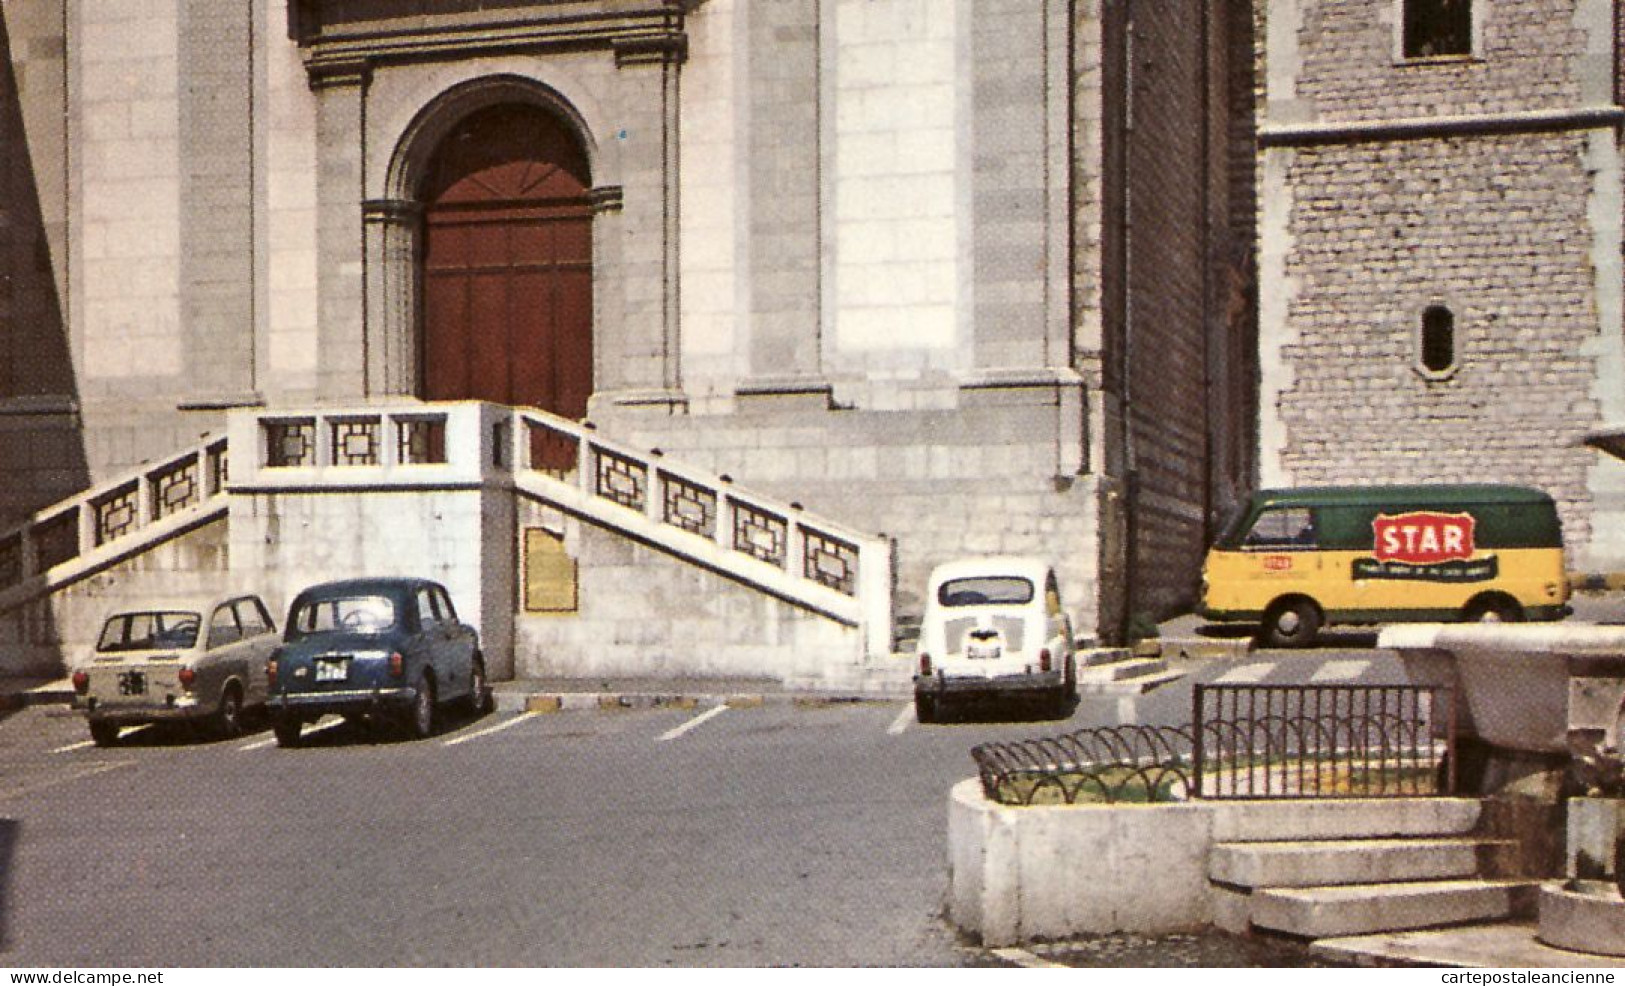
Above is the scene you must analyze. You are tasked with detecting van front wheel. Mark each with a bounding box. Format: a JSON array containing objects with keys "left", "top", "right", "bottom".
[
  {"left": 1463, "top": 595, "right": 1524, "bottom": 624},
  {"left": 1259, "top": 599, "right": 1321, "bottom": 649}
]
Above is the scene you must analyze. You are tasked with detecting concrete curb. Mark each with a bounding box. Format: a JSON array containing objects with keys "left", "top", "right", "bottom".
[
  {"left": 497, "top": 687, "right": 903, "bottom": 714},
  {"left": 1570, "top": 572, "right": 1625, "bottom": 593},
  {"left": 0, "top": 678, "right": 74, "bottom": 709}
]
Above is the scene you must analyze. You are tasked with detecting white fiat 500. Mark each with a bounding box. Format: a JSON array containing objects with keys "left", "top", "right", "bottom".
[{"left": 913, "top": 557, "right": 1076, "bottom": 722}]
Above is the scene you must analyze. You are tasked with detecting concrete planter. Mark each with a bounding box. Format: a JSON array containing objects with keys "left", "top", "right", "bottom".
[{"left": 947, "top": 779, "right": 1486, "bottom": 946}]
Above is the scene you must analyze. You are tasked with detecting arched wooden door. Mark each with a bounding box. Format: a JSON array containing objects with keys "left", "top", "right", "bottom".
[{"left": 420, "top": 103, "right": 592, "bottom": 469}]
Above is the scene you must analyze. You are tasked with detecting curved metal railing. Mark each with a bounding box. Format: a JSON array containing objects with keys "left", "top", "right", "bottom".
[
  {"left": 972, "top": 724, "right": 1197, "bottom": 805},
  {"left": 972, "top": 684, "right": 1455, "bottom": 805}
]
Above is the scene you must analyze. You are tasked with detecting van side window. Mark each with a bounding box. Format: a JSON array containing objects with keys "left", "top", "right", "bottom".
[{"left": 1243, "top": 508, "right": 1317, "bottom": 549}]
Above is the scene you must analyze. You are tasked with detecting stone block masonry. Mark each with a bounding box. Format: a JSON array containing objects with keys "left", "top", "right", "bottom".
[{"left": 1269, "top": 131, "right": 1608, "bottom": 555}]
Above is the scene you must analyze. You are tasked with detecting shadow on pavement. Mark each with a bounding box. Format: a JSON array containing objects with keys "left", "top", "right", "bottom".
[{"left": 0, "top": 818, "right": 16, "bottom": 952}]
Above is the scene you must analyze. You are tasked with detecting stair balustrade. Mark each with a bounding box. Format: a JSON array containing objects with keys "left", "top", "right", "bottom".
[
  {"left": 228, "top": 401, "right": 896, "bottom": 660},
  {"left": 0, "top": 435, "right": 229, "bottom": 611}
]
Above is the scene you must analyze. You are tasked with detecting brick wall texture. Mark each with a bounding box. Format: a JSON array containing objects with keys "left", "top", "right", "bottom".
[
  {"left": 1294, "top": 0, "right": 1591, "bottom": 122},
  {"left": 1275, "top": 132, "right": 1603, "bottom": 549}
]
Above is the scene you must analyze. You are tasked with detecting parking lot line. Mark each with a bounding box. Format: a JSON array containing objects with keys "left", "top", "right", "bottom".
[
  {"left": 239, "top": 716, "right": 345, "bottom": 751},
  {"left": 886, "top": 702, "right": 914, "bottom": 735},
  {"left": 444, "top": 712, "right": 538, "bottom": 747},
  {"left": 1214, "top": 661, "right": 1275, "bottom": 684},
  {"left": 990, "top": 947, "right": 1065, "bottom": 969},
  {"left": 53, "top": 724, "right": 150, "bottom": 754},
  {"left": 656, "top": 704, "right": 728, "bottom": 742},
  {"left": 1310, "top": 659, "right": 1371, "bottom": 683}
]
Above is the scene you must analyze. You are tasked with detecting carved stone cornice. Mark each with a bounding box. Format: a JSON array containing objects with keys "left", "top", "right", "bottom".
[
  {"left": 588, "top": 185, "right": 625, "bottom": 214},
  {"left": 611, "top": 34, "right": 688, "bottom": 68},
  {"left": 306, "top": 56, "right": 371, "bottom": 92},
  {"left": 362, "top": 199, "right": 425, "bottom": 226},
  {"left": 295, "top": 2, "right": 692, "bottom": 79}
]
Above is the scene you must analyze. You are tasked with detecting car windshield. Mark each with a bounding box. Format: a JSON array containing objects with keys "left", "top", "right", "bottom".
[
  {"left": 96, "top": 611, "right": 202, "bottom": 652},
  {"left": 937, "top": 576, "right": 1034, "bottom": 607},
  {"left": 288, "top": 595, "right": 398, "bottom": 637}
]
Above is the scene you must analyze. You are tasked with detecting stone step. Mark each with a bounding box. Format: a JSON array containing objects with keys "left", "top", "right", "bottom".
[
  {"left": 1076, "top": 656, "right": 1166, "bottom": 682},
  {"left": 1213, "top": 797, "right": 1484, "bottom": 843},
  {"left": 1077, "top": 646, "right": 1131, "bottom": 667},
  {"left": 1249, "top": 878, "right": 1541, "bottom": 939},
  {"left": 1210, "top": 837, "right": 1522, "bottom": 889},
  {"left": 1077, "top": 667, "right": 1188, "bottom": 696}
]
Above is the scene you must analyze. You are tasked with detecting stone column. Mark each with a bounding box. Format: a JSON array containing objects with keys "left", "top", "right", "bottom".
[
  {"left": 362, "top": 198, "right": 422, "bottom": 397},
  {"left": 601, "top": 37, "right": 687, "bottom": 412},
  {"left": 308, "top": 58, "right": 370, "bottom": 401}
]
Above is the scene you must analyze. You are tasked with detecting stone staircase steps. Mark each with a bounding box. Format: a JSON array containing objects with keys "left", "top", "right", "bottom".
[
  {"left": 1215, "top": 797, "right": 1483, "bottom": 842},
  {"left": 1211, "top": 837, "right": 1521, "bottom": 889},
  {"left": 1247, "top": 878, "right": 1541, "bottom": 939},
  {"left": 1073, "top": 654, "right": 1186, "bottom": 695}
]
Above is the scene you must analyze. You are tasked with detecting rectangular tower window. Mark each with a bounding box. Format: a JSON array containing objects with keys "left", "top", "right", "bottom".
[{"left": 1403, "top": 0, "right": 1473, "bottom": 58}]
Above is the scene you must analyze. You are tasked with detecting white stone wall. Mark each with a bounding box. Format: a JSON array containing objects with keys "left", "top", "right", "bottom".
[
  {"left": 263, "top": 0, "right": 321, "bottom": 401},
  {"left": 228, "top": 487, "right": 515, "bottom": 680},
  {"left": 75, "top": 0, "right": 182, "bottom": 386},
  {"left": 678, "top": 0, "right": 745, "bottom": 394},
  {"left": 829, "top": 0, "right": 966, "bottom": 367},
  {"left": 512, "top": 502, "right": 863, "bottom": 682}
]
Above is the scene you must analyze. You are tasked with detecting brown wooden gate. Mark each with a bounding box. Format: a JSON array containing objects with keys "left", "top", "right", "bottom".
[{"left": 421, "top": 104, "right": 592, "bottom": 469}]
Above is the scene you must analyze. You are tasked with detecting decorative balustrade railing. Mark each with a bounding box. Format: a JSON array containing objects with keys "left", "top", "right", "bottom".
[
  {"left": 506, "top": 406, "right": 893, "bottom": 657},
  {"left": 229, "top": 401, "right": 895, "bottom": 658},
  {"left": 0, "top": 435, "right": 229, "bottom": 607},
  {"left": 972, "top": 683, "right": 1457, "bottom": 806}
]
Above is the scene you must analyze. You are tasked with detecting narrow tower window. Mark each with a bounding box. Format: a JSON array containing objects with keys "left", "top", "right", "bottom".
[
  {"left": 1420, "top": 305, "right": 1455, "bottom": 374},
  {"left": 1403, "top": 0, "right": 1473, "bottom": 59}
]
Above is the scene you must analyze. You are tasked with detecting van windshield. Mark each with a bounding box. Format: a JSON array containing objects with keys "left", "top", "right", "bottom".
[{"left": 938, "top": 577, "right": 1034, "bottom": 607}]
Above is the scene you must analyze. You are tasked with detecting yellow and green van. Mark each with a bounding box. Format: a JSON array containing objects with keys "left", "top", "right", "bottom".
[{"left": 1199, "top": 484, "right": 1571, "bottom": 647}]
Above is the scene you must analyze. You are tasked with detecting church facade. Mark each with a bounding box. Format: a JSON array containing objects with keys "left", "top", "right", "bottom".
[{"left": 0, "top": 0, "right": 1256, "bottom": 660}]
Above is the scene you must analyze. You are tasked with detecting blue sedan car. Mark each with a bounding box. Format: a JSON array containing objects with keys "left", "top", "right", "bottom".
[{"left": 267, "top": 577, "right": 490, "bottom": 746}]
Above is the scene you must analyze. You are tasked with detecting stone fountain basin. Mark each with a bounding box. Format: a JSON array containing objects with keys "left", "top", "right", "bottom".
[
  {"left": 1379, "top": 624, "right": 1625, "bottom": 754},
  {"left": 1538, "top": 880, "right": 1625, "bottom": 957}
]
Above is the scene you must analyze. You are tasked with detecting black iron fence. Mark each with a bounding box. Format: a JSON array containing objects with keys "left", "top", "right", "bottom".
[
  {"left": 1193, "top": 683, "right": 1455, "bottom": 799},
  {"left": 971, "top": 683, "right": 1455, "bottom": 806}
]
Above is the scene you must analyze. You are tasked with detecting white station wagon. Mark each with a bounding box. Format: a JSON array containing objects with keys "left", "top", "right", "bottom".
[
  {"left": 71, "top": 594, "right": 280, "bottom": 746},
  {"left": 913, "top": 557, "right": 1077, "bottom": 722}
]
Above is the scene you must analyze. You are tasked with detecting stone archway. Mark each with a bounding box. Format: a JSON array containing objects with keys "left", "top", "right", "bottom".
[{"left": 417, "top": 102, "right": 593, "bottom": 467}]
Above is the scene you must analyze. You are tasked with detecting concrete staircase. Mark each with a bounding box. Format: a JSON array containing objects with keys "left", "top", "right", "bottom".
[
  {"left": 1075, "top": 645, "right": 1186, "bottom": 694},
  {"left": 1211, "top": 799, "right": 1541, "bottom": 939}
]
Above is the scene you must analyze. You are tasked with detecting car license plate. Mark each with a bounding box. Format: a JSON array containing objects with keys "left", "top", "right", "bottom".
[
  {"left": 117, "top": 671, "right": 147, "bottom": 696},
  {"left": 314, "top": 658, "right": 350, "bottom": 683},
  {"left": 967, "top": 645, "right": 1001, "bottom": 661}
]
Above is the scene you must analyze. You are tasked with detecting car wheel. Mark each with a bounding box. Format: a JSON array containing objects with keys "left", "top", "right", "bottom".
[
  {"left": 914, "top": 694, "right": 938, "bottom": 724},
  {"left": 462, "top": 658, "right": 491, "bottom": 717},
  {"left": 213, "top": 685, "right": 244, "bottom": 740},
  {"left": 89, "top": 720, "right": 119, "bottom": 747},
  {"left": 1464, "top": 594, "right": 1524, "bottom": 624},
  {"left": 405, "top": 675, "right": 436, "bottom": 740},
  {"left": 1259, "top": 598, "right": 1321, "bottom": 649},
  {"left": 272, "top": 718, "right": 303, "bottom": 748}
]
